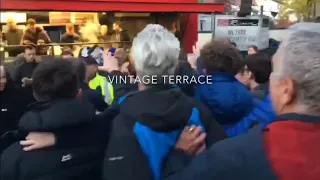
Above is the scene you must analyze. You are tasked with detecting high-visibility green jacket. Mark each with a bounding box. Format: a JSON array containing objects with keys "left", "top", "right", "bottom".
[{"left": 89, "top": 74, "right": 114, "bottom": 105}]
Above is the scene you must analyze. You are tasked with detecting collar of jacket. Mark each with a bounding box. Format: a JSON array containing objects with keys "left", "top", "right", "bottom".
[{"left": 275, "top": 113, "right": 320, "bottom": 123}]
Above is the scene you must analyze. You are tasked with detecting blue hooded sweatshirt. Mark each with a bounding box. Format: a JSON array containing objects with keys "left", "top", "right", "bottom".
[{"left": 195, "top": 72, "right": 253, "bottom": 125}]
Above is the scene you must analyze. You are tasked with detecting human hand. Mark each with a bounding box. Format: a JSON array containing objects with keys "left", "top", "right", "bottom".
[
  {"left": 20, "top": 132, "right": 56, "bottom": 151},
  {"left": 187, "top": 54, "right": 198, "bottom": 70},
  {"left": 21, "top": 77, "right": 28, "bottom": 87},
  {"left": 175, "top": 126, "right": 207, "bottom": 156},
  {"left": 192, "top": 41, "right": 205, "bottom": 56},
  {"left": 99, "top": 52, "right": 119, "bottom": 72},
  {"left": 22, "top": 77, "right": 32, "bottom": 87}
]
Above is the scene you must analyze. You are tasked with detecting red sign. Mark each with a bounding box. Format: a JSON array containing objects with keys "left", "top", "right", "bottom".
[{"left": 62, "top": 0, "right": 189, "bottom": 3}]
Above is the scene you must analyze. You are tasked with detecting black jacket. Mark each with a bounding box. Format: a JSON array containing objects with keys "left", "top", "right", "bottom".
[
  {"left": 176, "top": 61, "right": 198, "bottom": 97},
  {"left": 0, "top": 87, "right": 26, "bottom": 137},
  {"left": 103, "top": 85, "right": 226, "bottom": 180},
  {"left": 11, "top": 60, "right": 38, "bottom": 106},
  {"left": 60, "top": 33, "right": 80, "bottom": 44},
  {"left": 0, "top": 98, "right": 106, "bottom": 180},
  {"left": 0, "top": 70, "right": 26, "bottom": 137},
  {"left": 106, "top": 71, "right": 137, "bottom": 103},
  {"left": 80, "top": 82, "right": 108, "bottom": 112},
  {"left": 21, "top": 28, "right": 51, "bottom": 55},
  {"left": 162, "top": 126, "right": 276, "bottom": 180}
]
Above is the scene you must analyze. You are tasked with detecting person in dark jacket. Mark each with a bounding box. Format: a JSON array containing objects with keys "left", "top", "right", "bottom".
[
  {"left": 71, "top": 58, "right": 108, "bottom": 112},
  {"left": 2, "top": 18, "right": 24, "bottom": 57},
  {"left": 21, "top": 18, "right": 51, "bottom": 55},
  {"left": 97, "top": 48, "right": 138, "bottom": 103},
  {"left": 12, "top": 45, "right": 38, "bottom": 107},
  {"left": 102, "top": 24, "right": 226, "bottom": 180},
  {"left": 174, "top": 50, "right": 199, "bottom": 97},
  {"left": 0, "top": 58, "right": 106, "bottom": 180},
  {"left": 112, "top": 48, "right": 137, "bottom": 101},
  {"left": 0, "top": 66, "right": 26, "bottom": 137},
  {"left": 60, "top": 24, "right": 80, "bottom": 44},
  {"left": 112, "top": 21, "right": 130, "bottom": 48},
  {"left": 162, "top": 22, "right": 320, "bottom": 180}
]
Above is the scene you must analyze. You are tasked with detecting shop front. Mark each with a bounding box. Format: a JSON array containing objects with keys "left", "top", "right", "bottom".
[{"left": 0, "top": 0, "right": 224, "bottom": 52}]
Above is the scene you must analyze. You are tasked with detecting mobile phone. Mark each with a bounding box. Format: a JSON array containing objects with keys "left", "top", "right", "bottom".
[{"left": 108, "top": 48, "right": 116, "bottom": 56}]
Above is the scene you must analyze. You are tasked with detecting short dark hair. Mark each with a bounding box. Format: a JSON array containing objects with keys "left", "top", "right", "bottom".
[
  {"left": 80, "top": 56, "right": 98, "bottom": 66},
  {"left": 249, "top": 45, "right": 258, "bottom": 52},
  {"left": 32, "top": 58, "right": 79, "bottom": 101},
  {"left": 70, "top": 59, "right": 86, "bottom": 83},
  {"left": 242, "top": 52, "right": 272, "bottom": 84},
  {"left": 27, "top": 18, "right": 36, "bottom": 26},
  {"left": 200, "top": 40, "right": 243, "bottom": 75},
  {"left": 25, "top": 43, "right": 36, "bottom": 51}
]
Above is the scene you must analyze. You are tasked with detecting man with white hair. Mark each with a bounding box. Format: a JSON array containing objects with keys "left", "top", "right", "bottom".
[
  {"left": 102, "top": 24, "right": 226, "bottom": 180},
  {"left": 161, "top": 23, "right": 320, "bottom": 180}
]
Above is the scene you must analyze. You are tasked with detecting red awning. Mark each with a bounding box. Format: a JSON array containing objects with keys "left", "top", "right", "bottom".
[{"left": 0, "top": 0, "right": 224, "bottom": 13}]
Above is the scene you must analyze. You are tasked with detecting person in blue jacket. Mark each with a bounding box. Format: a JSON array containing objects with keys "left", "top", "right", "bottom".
[
  {"left": 194, "top": 40, "right": 254, "bottom": 131},
  {"left": 162, "top": 22, "right": 320, "bottom": 180},
  {"left": 225, "top": 52, "right": 275, "bottom": 137},
  {"left": 102, "top": 24, "right": 226, "bottom": 180}
]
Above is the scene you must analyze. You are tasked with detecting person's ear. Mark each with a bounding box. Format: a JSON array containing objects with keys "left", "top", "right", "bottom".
[{"left": 280, "top": 77, "right": 296, "bottom": 105}]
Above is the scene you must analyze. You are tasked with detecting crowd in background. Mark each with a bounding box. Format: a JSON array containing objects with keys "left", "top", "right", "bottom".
[
  {"left": 1, "top": 17, "right": 131, "bottom": 58},
  {"left": 0, "top": 22, "right": 320, "bottom": 180}
]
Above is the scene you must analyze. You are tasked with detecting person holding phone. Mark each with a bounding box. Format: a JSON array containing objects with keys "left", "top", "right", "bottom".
[{"left": 12, "top": 45, "right": 39, "bottom": 106}]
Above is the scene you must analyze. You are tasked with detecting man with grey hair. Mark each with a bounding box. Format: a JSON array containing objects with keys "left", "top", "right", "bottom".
[
  {"left": 161, "top": 23, "right": 320, "bottom": 180},
  {"left": 102, "top": 24, "right": 226, "bottom": 180}
]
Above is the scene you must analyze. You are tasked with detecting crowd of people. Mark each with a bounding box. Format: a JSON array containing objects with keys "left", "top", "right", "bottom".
[
  {"left": 0, "top": 22, "right": 320, "bottom": 180},
  {"left": 1, "top": 18, "right": 131, "bottom": 57}
]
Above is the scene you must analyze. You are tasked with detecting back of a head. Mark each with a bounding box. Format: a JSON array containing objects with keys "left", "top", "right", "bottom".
[
  {"left": 249, "top": 45, "right": 258, "bottom": 52},
  {"left": 200, "top": 40, "right": 242, "bottom": 75},
  {"left": 274, "top": 22, "right": 320, "bottom": 112},
  {"left": 69, "top": 59, "right": 86, "bottom": 83},
  {"left": 131, "top": 24, "right": 180, "bottom": 81},
  {"left": 32, "top": 58, "right": 79, "bottom": 101},
  {"left": 243, "top": 52, "right": 272, "bottom": 84}
]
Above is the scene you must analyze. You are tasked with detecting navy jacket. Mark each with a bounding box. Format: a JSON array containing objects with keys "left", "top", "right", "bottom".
[
  {"left": 195, "top": 72, "right": 253, "bottom": 125},
  {"left": 163, "top": 113, "right": 320, "bottom": 180},
  {"left": 1, "top": 99, "right": 106, "bottom": 180},
  {"left": 175, "top": 61, "right": 198, "bottom": 97},
  {"left": 103, "top": 85, "right": 226, "bottom": 180},
  {"left": 162, "top": 126, "right": 277, "bottom": 180}
]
